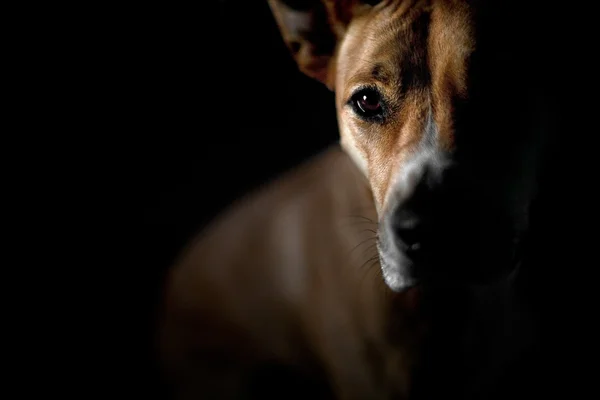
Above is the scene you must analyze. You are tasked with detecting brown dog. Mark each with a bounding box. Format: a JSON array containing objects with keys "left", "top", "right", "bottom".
[
  {"left": 158, "top": 146, "right": 421, "bottom": 399},
  {"left": 158, "top": 1, "right": 556, "bottom": 399}
]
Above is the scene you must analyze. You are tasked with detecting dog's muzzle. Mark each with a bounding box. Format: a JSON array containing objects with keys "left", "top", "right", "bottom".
[{"left": 377, "top": 165, "right": 521, "bottom": 292}]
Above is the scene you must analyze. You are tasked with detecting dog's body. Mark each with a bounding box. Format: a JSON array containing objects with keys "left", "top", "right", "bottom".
[
  {"left": 159, "top": 146, "right": 421, "bottom": 399},
  {"left": 158, "top": 1, "right": 567, "bottom": 399}
]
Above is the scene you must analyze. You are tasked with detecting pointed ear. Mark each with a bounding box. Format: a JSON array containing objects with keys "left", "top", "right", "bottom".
[{"left": 267, "top": 0, "right": 339, "bottom": 90}]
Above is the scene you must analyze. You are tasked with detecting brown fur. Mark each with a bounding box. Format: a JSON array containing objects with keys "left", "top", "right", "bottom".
[
  {"left": 158, "top": 147, "right": 421, "bottom": 399},
  {"left": 330, "top": 0, "right": 473, "bottom": 211},
  {"left": 159, "top": 1, "right": 479, "bottom": 398}
]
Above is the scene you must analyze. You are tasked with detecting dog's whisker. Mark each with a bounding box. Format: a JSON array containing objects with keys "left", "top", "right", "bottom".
[
  {"left": 358, "top": 254, "right": 380, "bottom": 271},
  {"left": 348, "top": 236, "right": 378, "bottom": 257},
  {"left": 345, "top": 214, "right": 376, "bottom": 222},
  {"left": 337, "top": 220, "right": 378, "bottom": 230},
  {"left": 362, "top": 241, "right": 378, "bottom": 255},
  {"left": 359, "top": 258, "right": 382, "bottom": 290}
]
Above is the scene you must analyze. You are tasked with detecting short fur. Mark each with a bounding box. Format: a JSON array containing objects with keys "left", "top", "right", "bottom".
[{"left": 158, "top": 1, "right": 565, "bottom": 399}]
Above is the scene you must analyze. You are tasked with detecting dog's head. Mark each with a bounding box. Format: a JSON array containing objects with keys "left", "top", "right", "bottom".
[{"left": 268, "top": 0, "right": 550, "bottom": 291}]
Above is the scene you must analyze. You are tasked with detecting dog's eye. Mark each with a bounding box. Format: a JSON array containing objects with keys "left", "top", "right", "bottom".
[{"left": 350, "top": 88, "right": 384, "bottom": 121}]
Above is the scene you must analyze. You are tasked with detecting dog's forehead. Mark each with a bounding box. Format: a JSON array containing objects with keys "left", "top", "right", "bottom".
[
  {"left": 335, "top": 2, "right": 473, "bottom": 95},
  {"left": 335, "top": 5, "right": 426, "bottom": 99}
]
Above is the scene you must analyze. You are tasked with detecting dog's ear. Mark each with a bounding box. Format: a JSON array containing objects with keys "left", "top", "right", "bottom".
[{"left": 267, "top": 0, "right": 340, "bottom": 90}]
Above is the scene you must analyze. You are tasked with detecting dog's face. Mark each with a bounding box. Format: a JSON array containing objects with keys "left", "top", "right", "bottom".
[{"left": 269, "top": 0, "right": 548, "bottom": 291}]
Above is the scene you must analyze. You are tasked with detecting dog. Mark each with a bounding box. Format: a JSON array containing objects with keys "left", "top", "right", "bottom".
[
  {"left": 158, "top": 1, "right": 563, "bottom": 399},
  {"left": 158, "top": 146, "right": 421, "bottom": 399}
]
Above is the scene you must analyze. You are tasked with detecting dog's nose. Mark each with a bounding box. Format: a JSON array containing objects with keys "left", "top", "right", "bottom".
[
  {"left": 390, "top": 168, "right": 440, "bottom": 258},
  {"left": 391, "top": 208, "right": 427, "bottom": 256}
]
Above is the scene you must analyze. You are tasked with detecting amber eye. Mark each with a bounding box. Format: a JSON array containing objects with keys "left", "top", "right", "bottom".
[
  {"left": 350, "top": 88, "right": 385, "bottom": 121},
  {"left": 357, "top": 92, "right": 381, "bottom": 112}
]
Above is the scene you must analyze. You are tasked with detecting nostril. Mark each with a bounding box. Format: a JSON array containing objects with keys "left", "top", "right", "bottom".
[
  {"left": 396, "top": 226, "right": 422, "bottom": 252},
  {"left": 405, "top": 241, "right": 422, "bottom": 252},
  {"left": 392, "top": 212, "right": 424, "bottom": 251}
]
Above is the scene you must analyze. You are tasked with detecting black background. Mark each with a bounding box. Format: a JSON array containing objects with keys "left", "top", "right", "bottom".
[
  {"left": 75, "top": 1, "right": 597, "bottom": 398},
  {"left": 106, "top": 1, "right": 339, "bottom": 397}
]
